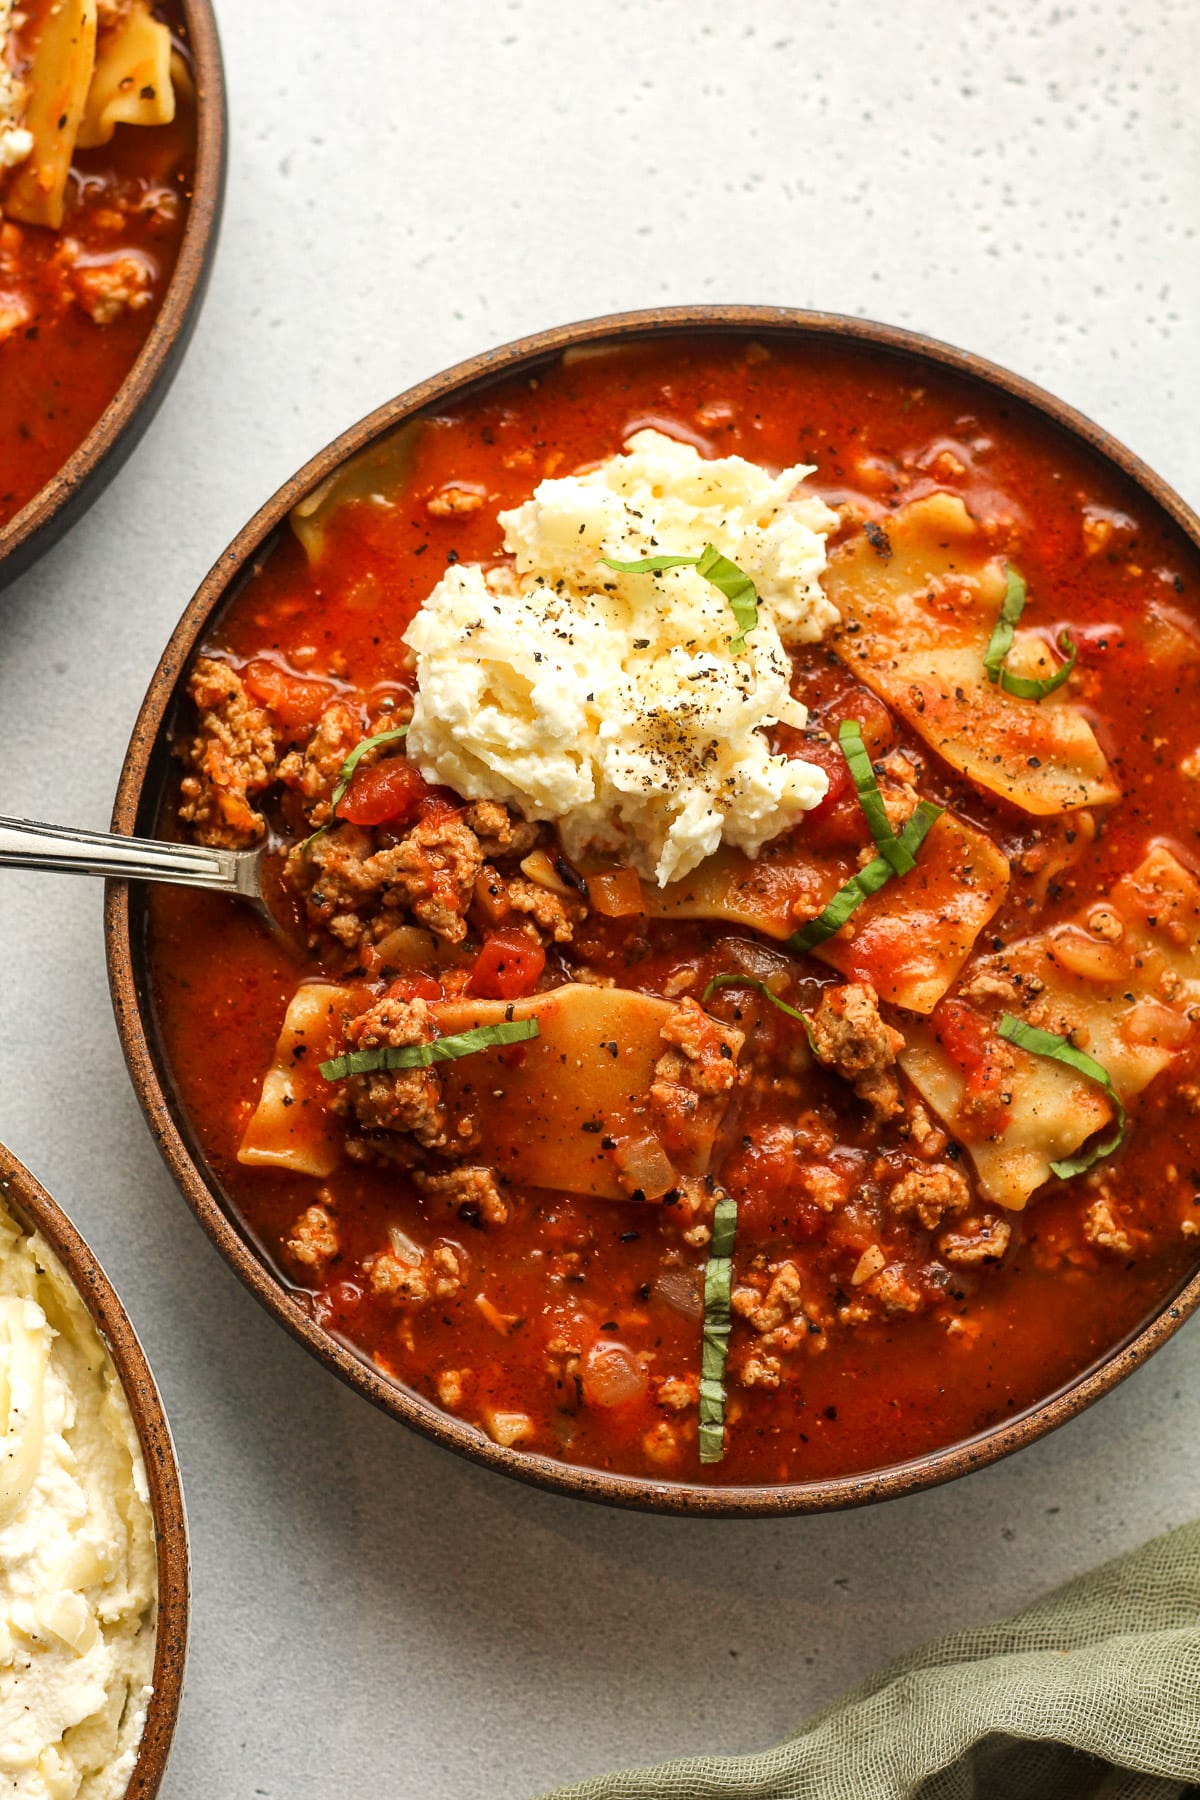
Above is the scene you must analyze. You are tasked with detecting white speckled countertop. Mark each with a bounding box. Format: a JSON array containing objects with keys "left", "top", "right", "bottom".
[{"left": 1, "top": 3, "right": 1198, "bottom": 1795}]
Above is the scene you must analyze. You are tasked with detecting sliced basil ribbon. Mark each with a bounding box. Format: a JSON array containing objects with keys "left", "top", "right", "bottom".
[
  {"left": 788, "top": 787, "right": 943, "bottom": 955},
  {"left": 698, "top": 1193, "right": 738, "bottom": 1465},
  {"left": 984, "top": 564, "right": 1077, "bottom": 699},
  {"left": 320, "top": 1017, "right": 539, "bottom": 1082},
  {"left": 837, "top": 719, "right": 920, "bottom": 875},
  {"left": 302, "top": 723, "right": 410, "bottom": 854},
  {"left": 599, "top": 545, "right": 759, "bottom": 654},
  {"left": 997, "top": 1013, "right": 1126, "bottom": 1177},
  {"left": 702, "top": 972, "right": 809, "bottom": 1025}
]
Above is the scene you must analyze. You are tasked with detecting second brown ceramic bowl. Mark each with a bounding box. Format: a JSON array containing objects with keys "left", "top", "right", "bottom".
[
  {"left": 106, "top": 304, "right": 1200, "bottom": 1516},
  {"left": 0, "top": 0, "right": 227, "bottom": 591},
  {"left": 0, "top": 1143, "right": 188, "bottom": 1796}
]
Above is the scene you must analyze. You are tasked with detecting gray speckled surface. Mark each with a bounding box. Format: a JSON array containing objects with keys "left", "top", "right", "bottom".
[{"left": 1, "top": 2, "right": 1199, "bottom": 1795}]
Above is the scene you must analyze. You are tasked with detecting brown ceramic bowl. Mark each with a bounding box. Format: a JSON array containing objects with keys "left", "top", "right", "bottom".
[
  {"left": 105, "top": 305, "right": 1200, "bottom": 1516},
  {"left": 0, "top": 1142, "right": 188, "bottom": 1794},
  {"left": 0, "top": 0, "right": 226, "bottom": 591}
]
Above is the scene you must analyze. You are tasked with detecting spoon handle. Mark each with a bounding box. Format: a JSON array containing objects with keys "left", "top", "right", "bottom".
[{"left": 0, "top": 815, "right": 250, "bottom": 893}]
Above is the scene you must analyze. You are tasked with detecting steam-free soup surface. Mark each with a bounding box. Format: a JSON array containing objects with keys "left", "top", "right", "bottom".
[{"left": 148, "top": 334, "right": 1200, "bottom": 1484}]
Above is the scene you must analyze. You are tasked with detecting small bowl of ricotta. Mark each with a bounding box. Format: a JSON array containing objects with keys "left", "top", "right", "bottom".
[{"left": 0, "top": 1144, "right": 186, "bottom": 1798}]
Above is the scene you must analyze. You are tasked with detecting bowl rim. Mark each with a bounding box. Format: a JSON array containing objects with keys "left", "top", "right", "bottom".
[
  {"left": 105, "top": 302, "right": 1200, "bottom": 1518},
  {"left": 0, "top": 0, "right": 227, "bottom": 585},
  {"left": 0, "top": 1141, "right": 188, "bottom": 1796}
]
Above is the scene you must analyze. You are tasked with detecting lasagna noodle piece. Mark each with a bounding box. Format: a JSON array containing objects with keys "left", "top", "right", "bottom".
[
  {"left": 433, "top": 983, "right": 738, "bottom": 1197},
  {"left": 290, "top": 421, "right": 421, "bottom": 565},
  {"left": 642, "top": 810, "right": 1010, "bottom": 1014},
  {"left": 239, "top": 983, "right": 355, "bottom": 1177},
  {"left": 824, "top": 492, "right": 1120, "bottom": 816},
  {"left": 240, "top": 980, "right": 738, "bottom": 1198},
  {"left": 76, "top": 0, "right": 174, "bottom": 148},
  {"left": 901, "top": 845, "right": 1200, "bottom": 1209},
  {"left": 3, "top": 0, "right": 98, "bottom": 229}
]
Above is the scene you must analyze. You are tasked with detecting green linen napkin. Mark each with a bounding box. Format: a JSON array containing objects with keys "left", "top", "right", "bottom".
[{"left": 540, "top": 1520, "right": 1200, "bottom": 1800}]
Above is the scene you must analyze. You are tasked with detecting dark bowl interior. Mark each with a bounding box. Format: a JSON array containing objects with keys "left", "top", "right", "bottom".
[
  {"left": 106, "top": 304, "right": 1200, "bottom": 1516},
  {"left": 0, "top": 1144, "right": 188, "bottom": 1796},
  {"left": 0, "top": 0, "right": 227, "bottom": 591}
]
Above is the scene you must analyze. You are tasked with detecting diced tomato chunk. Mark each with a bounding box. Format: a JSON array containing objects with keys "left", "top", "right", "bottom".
[
  {"left": 340, "top": 758, "right": 430, "bottom": 827},
  {"left": 800, "top": 735, "right": 853, "bottom": 811},
  {"left": 383, "top": 972, "right": 443, "bottom": 1003},
  {"left": 733, "top": 1178, "right": 823, "bottom": 1246},
  {"left": 798, "top": 694, "right": 898, "bottom": 848},
  {"left": 417, "top": 785, "right": 464, "bottom": 826},
  {"left": 817, "top": 686, "right": 895, "bottom": 755},
  {"left": 242, "top": 658, "right": 335, "bottom": 734},
  {"left": 929, "top": 997, "right": 1011, "bottom": 1122},
  {"left": 723, "top": 1125, "right": 825, "bottom": 1244},
  {"left": 468, "top": 927, "right": 546, "bottom": 999},
  {"left": 795, "top": 737, "right": 863, "bottom": 848},
  {"left": 313, "top": 1280, "right": 364, "bottom": 1330},
  {"left": 1072, "top": 622, "right": 1126, "bottom": 662},
  {"left": 930, "top": 997, "right": 991, "bottom": 1077}
]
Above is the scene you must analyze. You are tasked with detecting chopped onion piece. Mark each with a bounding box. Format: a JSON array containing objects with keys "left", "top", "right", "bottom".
[
  {"left": 387, "top": 1226, "right": 423, "bottom": 1266},
  {"left": 582, "top": 1341, "right": 649, "bottom": 1408},
  {"left": 475, "top": 1293, "right": 523, "bottom": 1336},
  {"left": 585, "top": 867, "right": 647, "bottom": 918},
  {"left": 519, "top": 849, "right": 576, "bottom": 896},
  {"left": 374, "top": 925, "right": 437, "bottom": 970},
  {"left": 483, "top": 1408, "right": 535, "bottom": 1447},
  {"left": 1046, "top": 926, "right": 1126, "bottom": 984},
  {"left": 613, "top": 1133, "right": 679, "bottom": 1200},
  {"left": 652, "top": 1264, "right": 703, "bottom": 1321},
  {"left": 1124, "top": 997, "right": 1192, "bottom": 1049}
]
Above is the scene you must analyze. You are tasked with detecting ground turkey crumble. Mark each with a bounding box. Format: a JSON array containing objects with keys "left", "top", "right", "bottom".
[
  {"left": 415, "top": 1165, "right": 509, "bottom": 1227},
  {"left": 365, "top": 1241, "right": 465, "bottom": 1305},
  {"left": 731, "top": 1259, "right": 832, "bottom": 1376},
  {"left": 1083, "top": 1194, "right": 1135, "bottom": 1256},
  {"left": 285, "top": 807, "right": 581, "bottom": 955},
  {"left": 177, "top": 670, "right": 583, "bottom": 955},
  {"left": 463, "top": 800, "right": 539, "bottom": 859},
  {"left": 178, "top": 658, "right": 279, "bottom": 848},
  {"left": 887, "top": 1164, "right": 970, "bottom": 1230},
  {"left": 649, "top": 1000, "right": 744, "bottom": 1176},
  {"left": 807, "top": 982, "right": 905, "bottom": 1122},
  {"left": 337, "top": 993, "right": 470, "bottom": 1156},
  {"left": 277, "top": 700, "right": 361, "bottom": 812},
  {"left": 939, "top": 1215, "right": 1013, "bottom": 1266},
  {"left": 284, "top": 1201, "right": 339, "bottom": 1275},
  {"left": 474, "top": 863, "right": 584, "bottom": 943},
  {"left": 288, "top": 813, "right": 486, "bottom": 949}
]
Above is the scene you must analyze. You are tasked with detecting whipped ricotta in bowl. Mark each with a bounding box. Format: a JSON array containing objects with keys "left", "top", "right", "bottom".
[
  {"left": 0, "top": 1200, "right": 156, "bottom": 1800},
  {"left": 404, "top": 428, "right": 839, "bottom": 886}
]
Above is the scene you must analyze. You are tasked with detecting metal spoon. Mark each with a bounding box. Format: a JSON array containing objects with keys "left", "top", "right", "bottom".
[{"left": 0, "top": 815, "right": 279, "bottom": 935}]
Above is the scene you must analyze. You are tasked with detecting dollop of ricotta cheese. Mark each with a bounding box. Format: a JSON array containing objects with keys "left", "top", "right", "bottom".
[
  {"left": 0, "top": 1201, "right": 156, "bottom": 1800},
  {"left": 404, "top": 428, "right": 839, "bottom": 885}
]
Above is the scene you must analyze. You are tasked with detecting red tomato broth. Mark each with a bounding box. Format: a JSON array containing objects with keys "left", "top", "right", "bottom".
[
  {"left": 147, "top": 333, "right": 1200, "bottom": 1485},
  {"left": 0, "top": 3, "right": 196, "bottom": 529}
]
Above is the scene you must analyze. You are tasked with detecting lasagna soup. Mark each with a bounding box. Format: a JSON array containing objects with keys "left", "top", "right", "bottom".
[
  {"left": 149, "top": 335, "right": 1200, "bottom": 1484},
  {"left": 0, "top": 0, "right": 196, "bottom": 531}
]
